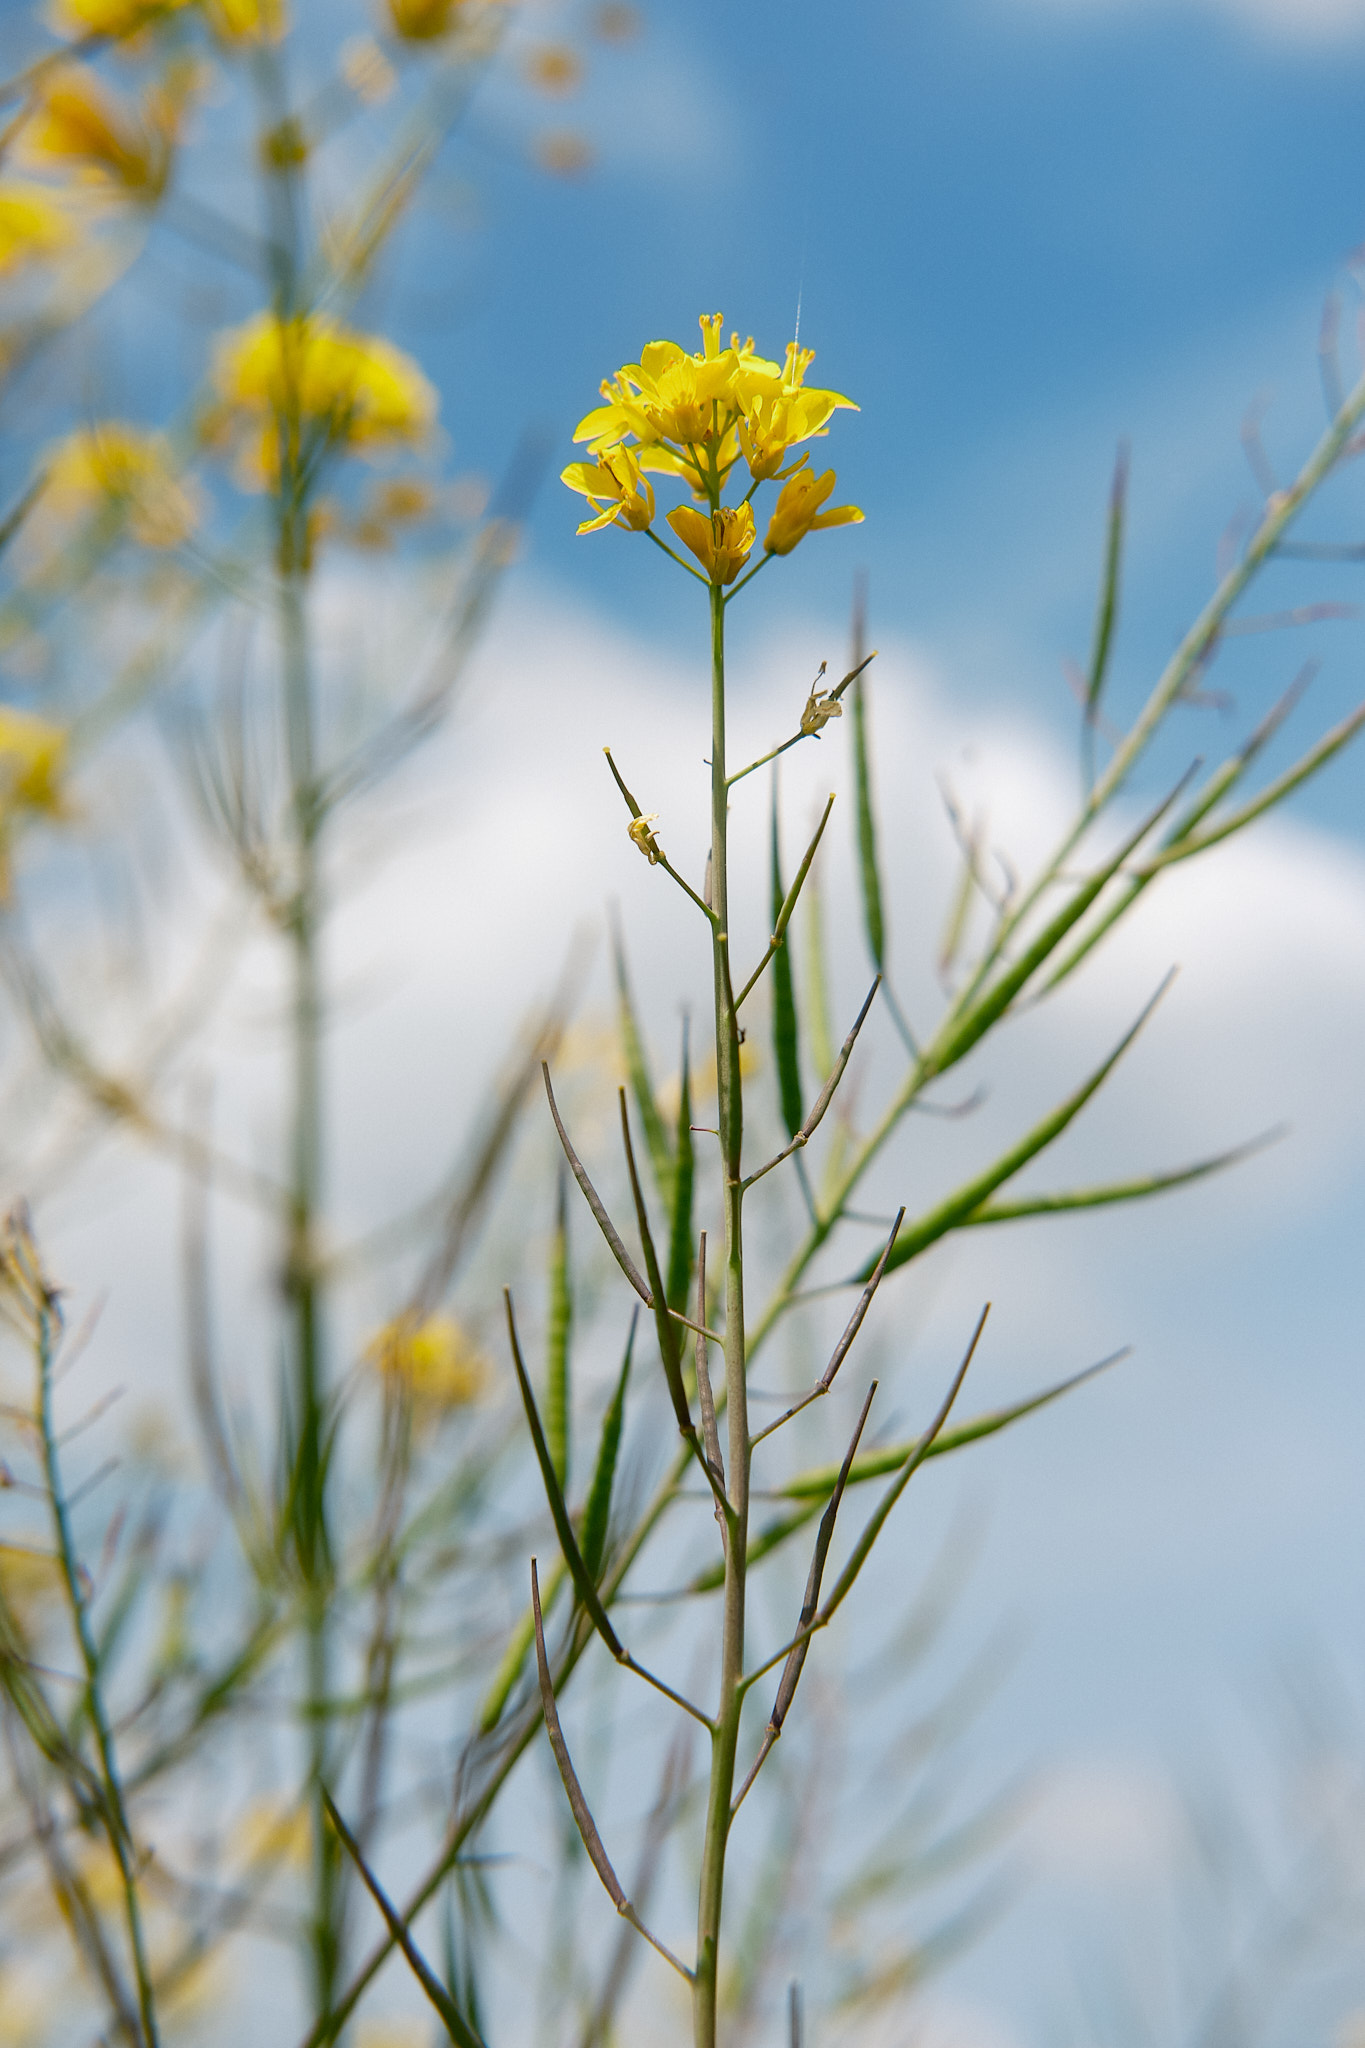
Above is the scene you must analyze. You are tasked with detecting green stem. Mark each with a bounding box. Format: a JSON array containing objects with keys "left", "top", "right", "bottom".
[
  {"left": 254, "top": 38, "right": 339, "bottom": 2023},
  {"left": 694, "top": 581, "right": 748, "bottom": 2048},
  {"left": 37, "top": 1302, "right": 160, "bottom": 2048}
]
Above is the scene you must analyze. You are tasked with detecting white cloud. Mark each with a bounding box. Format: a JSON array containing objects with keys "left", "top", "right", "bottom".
[{"left": 1008, "top": 0, "right": 1365, "bottom": 47}]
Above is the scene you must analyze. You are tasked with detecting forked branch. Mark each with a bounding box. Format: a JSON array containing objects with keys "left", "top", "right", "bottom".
[
  {"left": 752, "top": 1209, "right": 905, "bottom": 1447},
  {"left": 732, "top": 1381, "right": 878, "bottom": 1817},
  {"left": 531, "top": 1560, "right": 695, "bottom": 1984},
  {"left": 744, "top": 979, "right": 880, "bottom": 1192}
]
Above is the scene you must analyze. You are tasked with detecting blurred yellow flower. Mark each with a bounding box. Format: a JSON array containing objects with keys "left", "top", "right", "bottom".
[
  {"left": 0, "top": 1961, "right": 43, "bottom": 2048},
  {"left": 533, "top": 130, "right": 594, "bottom": 178},
  {"left": 561, "top": 448, "right": 654, "bottom": 533},
  {"left": 666, "top": 501, "right": 754, "bottom": 584},
  {"left": 19, "top": 68, "right": 174, "bottom": 199},
  {"left": 385, "top": 0, "right": 465, "bottom": 37},
  {"left": 231, "top": 1797, "right": 312, "bottom": 1872},
  {"left": 0, "top": 184, "right": 74, "bottom": 275},
  {"left": 0, "top": 1544, "right": 62, "bottom": 1636},
  {"left": 523, "top": 43, "right": 582, "bottom": 94},
  {"left": 368, "top": 1313, "right": 486, "bottom": 1408},
  {"left": 48, "top": 0, "right": 191, "bottom": 35},
  {"left": 43, "top": 422, "right": 200, "bottom": 548},
  {"left": 763, "top": 466, "right": 863, "bottom": 556},
  {"left": 341, "top": 34, "right": 396, "bottom": 99},
  {"left": 211, "top": 312, "right": 436, "bottom": 484},
  {"left": 0, "top": 709, "right": 67, "bottom": 821},
  {"left": 203, "top": 0, "right": 286, "bottom": 41}
]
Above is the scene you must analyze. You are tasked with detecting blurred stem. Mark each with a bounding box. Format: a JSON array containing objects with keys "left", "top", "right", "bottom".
[
  {"left": 37, "top": 1298, "right": 160, "bottom": 2048},
  {"left": 255, "top": 41, "right": 340, "bottom": 2027},
  {"left": 694, "top": 579, "right": 748, "bottom": 2048}
]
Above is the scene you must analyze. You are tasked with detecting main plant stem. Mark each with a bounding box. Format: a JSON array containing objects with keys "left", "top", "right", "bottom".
[
  {"left": 279, "top": 539, "right": 340, "bottom": 2025},
  {"left": 255, "top": 36, "right": 341, "bottom": 2021},
  {"left": 694, "top": 583, "right": 749, "bottom": 2048}
]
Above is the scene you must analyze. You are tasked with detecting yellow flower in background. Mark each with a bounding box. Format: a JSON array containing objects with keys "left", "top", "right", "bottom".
[
  {"left": 523, "top": 44, "right": 582, "bottom": 95},
  {"left": 0, "top": 1544, "right": 62, "bottom": 1637},
  {"left": 0, "top": 185, "right": 74, "bottom": 275},
  {"left": 211, "top": 312, "right": 436, "bottom": 483},
  {"left": 43, "top": 422, "right": 200, "bottom": 548},
  {"left": 386, "top": 0, "right": 473, "bottom": 35},
  {"left": 48, "top": 0, "right": 191, "bottom": 36},
  {"left": 764, "top": 467, "right": 863, "bottom": 556},
  {"left": 667, "top": 501, "right": 755, "bottom": 584},
  {"left": 368, "top": 1313, "right": 486, "bottom": 1409},
  {"left": 0, "top": 1960, "right": 43, "bottom": 2048},
  {"left": 231, "top": 1797, "right": 312, "bottom": 1872},
  {"left": 0, "top": 709, "right": 68, "bottom": 822},
  {"left": 203, "top": 0, "right": 286, "bottom": 41},
  {"left": 561, "top": 447, "right": 654, "bottom": 533},
  {"left": 19, "top": 68, "right": 174, "bottom": 199}
]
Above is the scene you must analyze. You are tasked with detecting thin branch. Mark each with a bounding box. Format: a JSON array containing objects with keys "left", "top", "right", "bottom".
[
  {"left": 603, "top": 749, "right": 717, "bottom": 924},
  {"left": 321, "top": 1788, "right": 486, "bottom": 2048},
  {"left": 739, "top": 1309, "right": 988, "bottom": 1692},
  {"left": 732, "top": 1382, "right": 877, "bottom": 1816},
  {"left": 694, "top": 1233, "right": 725, "bottom": 1495},
  {"left": 531, "top": 1561, "right": 695, "bottom": 1983},
  {"left": 751, "top": 1210, "right": 904, "bottom": 1447},
  {"left": 744, "top": 979, "right": 880, "bottom": 1191},
  {"left": 735, "top": 792, "right": 836, "bottom": 1010},
  {"left": 543, "top": 1066, "right": 652, "bottom": 1306},
  {"left": 507, "top": 1295, "right": 713, "bottom": 1729}
]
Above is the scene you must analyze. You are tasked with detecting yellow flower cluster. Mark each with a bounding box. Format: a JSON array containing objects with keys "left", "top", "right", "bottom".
[
  {"left": 48, "top": 0, "right": 192, "bottom": 36},
  {"left": 210, "top": 311, "right": 436, "bottom": 485},
  {"left": 367, "top": 1312, "right": 487, "bottom": 1410},
  {"left": 51, "top": 0, "right": 281, "bottom": 37},
  {"left": 18, "top": 67, "right": 176, "bottom": 200},
  {"left": 562, "top": 313, "right": 862, "bottom": 578},
  {"left": 42, "top": 422, "right": 201, "bottom": 548}
]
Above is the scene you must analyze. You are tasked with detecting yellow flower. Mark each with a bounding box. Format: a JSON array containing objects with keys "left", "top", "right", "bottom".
[
  {"left": 368, "top": 1313, "right": 486, "bottom": 1408},
  {"left": 385, "top": 0, "right": 464, "bottom": 36},
  {"left": 0, "top": 709, "right": 68, "bottom": 820},
  {"left": 738, "top": 345, "right": 857, "bottom": 482},
  {"left": 799, "top": 679, "right": 842, "bottom": 735},
  {"left": 573, "top": 315, "right": 854, "bottom": 493},
  {"left": 211, "top": 312, "right": 436, "bottom": 484},
  {"left": 627, "top": 811, "right": 662, "bottom": 863},
  {"left": 19, "top": 68, "right": 174, "bottom": 199},
  {"left": 202, "top": 0, "right": 286, "bottom": 40},
  {"left": 42, "top": 422, "right": 200, "bottom": 548},
  {"left": 666, "top": 501, "right": 754, "bottom": 585},
  {"left": 0, "top": 708, "right": 68, "bottom": 895},
  {"left": 0, "top": 183, "right": 74, "bottom": 275},
  {"left": 763, "top": 467, "right": 863, "bottom": 557},
  {"left": 561, "top": 447, "right": 654, "bottom": 533},
  {"left": 48, "top": 0, "right": 191, "bottom": 36}
]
